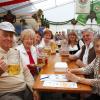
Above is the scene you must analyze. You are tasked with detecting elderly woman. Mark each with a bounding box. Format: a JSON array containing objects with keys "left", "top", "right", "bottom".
[{"left": 16, "top": 29, "right": 37, "bottom": 76}]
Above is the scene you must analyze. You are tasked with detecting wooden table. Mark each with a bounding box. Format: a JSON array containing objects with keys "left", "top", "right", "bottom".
[{"left": 33, "top": 53, "right": 92, "bottom": 93}]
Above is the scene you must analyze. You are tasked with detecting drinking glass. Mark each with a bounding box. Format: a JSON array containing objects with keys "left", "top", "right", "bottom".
[
  {"left": 60, "top": 40, "right": 69, "bottom": 57},
  {"left": 43, "top": 46, "right": 51, "bottom": 56},
  {"left": 57, "top": 41, "right": 61, "bottom": 49},
  {"left": 37, "top": 54, "right": 48, "bottom": 65},
  {"left": 7, "top": 51, "right": 20, "bottom": 75}
]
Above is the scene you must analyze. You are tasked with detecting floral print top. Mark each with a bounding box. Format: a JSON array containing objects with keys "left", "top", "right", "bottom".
[{"left": 81, "top": 57, "right": 100, "bottom": 95}]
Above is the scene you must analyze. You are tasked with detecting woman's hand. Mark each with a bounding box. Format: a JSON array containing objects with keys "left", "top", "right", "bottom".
[{"left": 66, "top": 70, "right": 80, "bottom": 82}]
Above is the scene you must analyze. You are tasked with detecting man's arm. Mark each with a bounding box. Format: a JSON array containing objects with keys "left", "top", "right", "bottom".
[
  {"left": 76, "top": 59, "right": 87, "bottom": 67},
  {"left": 68, "top": 49, "right": 82, "bottom": 60}
]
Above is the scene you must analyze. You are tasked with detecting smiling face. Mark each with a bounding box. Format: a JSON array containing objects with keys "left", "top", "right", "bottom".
[
  {"left": 23, "top": 35, "right": 33, "bottom": 50},
  {"left": 44, "top": 30, "right": 53, "bottom": 43},
  {"left": 82, "top": 31, "right": 94, "bottom": 46},
  {"left": 0, "top": 30, "right": 14, "bottom": 51},
  {"left": 21, "top": 29, "right": 35, "bottom": 50},
  {"left": 34, "top": 33, "right": 41, "bottom": 45},
  {"left": 68, "top": 32, "right": 77, "bottom": 44}
]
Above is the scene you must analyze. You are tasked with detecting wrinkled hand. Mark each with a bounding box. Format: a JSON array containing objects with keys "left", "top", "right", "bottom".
[
  {"left": 76, "top": 59, "right": 86, "bottom": 67},
  {"left": 66, "top": 70, "right": 80, "bottom": 82},
  {"left": 67, "top": 68, "right": 79, "bottom": 74},
  {"left": 33, "top": 91, "right": 40, "bottom": 100},
  {"left": 0, "top": 59, "right": 7, "bottom": 73}
]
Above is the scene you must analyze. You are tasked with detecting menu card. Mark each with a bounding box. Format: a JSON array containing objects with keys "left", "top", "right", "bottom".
[
  {"left": 43, "top": 81, "right": 77, "bottom": 88},
  {"left": 40, "top": 74, "right": 68, "bottom": 82}
]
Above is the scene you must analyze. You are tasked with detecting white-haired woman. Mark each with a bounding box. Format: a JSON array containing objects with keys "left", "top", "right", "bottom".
[{"left": 16, "top": 29, "right": 38, "bottom": 76}]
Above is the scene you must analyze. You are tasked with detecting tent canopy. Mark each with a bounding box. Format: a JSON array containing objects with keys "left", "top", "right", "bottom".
[{"left": 0, "top": 0, "right": 97, "bottom": 22}]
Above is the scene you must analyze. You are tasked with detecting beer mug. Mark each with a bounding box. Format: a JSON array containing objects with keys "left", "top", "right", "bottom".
[
  {"left": 60, "top": 41, "right": 69, "bottom": 57},
  {"left": 7, "top": 51, "right": 20, "bottom": 75},
  {"left": 37, "top": 54, "right": 48, "bottom": 65},
  {"left": 8, "top": 64, "right": 20, "bottom": 75},
  {"left": 43, "top": 46, "right": 51, "bottom": 56},
  {"left": 50, "top": 42, "right": 57, "bottom": 54},
  {"left": 57, "top": 40, "right": 61, "bottom": 49}
]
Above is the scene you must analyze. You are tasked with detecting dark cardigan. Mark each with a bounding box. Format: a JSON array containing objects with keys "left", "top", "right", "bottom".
[{"left": 79, "top": 45, "right": 96, "bottom": 64}]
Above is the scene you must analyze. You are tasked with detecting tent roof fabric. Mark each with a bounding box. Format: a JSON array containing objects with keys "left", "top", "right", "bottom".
[{"left": 0, "top": 0, "right": 97, "bottom": 21}]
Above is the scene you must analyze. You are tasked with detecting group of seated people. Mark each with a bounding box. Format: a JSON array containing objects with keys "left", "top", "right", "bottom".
[{"left": 0, "top": 21, "right": 100, "bottom": 100}]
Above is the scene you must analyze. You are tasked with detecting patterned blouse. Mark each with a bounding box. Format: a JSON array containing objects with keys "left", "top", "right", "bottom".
[{"left": 81, "top": 57, "right": 100, "bottom": 95}]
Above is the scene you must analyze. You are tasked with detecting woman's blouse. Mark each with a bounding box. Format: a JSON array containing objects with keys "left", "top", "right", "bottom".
[
  {"left": 68, "top": 44, "right": 80, "bottom": 54},
  {"left": 81, "top": 57, "right": 100, "bottom": 95},
  {"left": 68, "top": 40, "right": 84, "bottom": 55}
]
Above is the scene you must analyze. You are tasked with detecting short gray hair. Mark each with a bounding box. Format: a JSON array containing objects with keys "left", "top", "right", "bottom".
[
  {"left": 21, "top": 29, "right": 35, "bottom": 41},
  {"left": 82, "top": 28, "right": 95, "bottom": 34}
]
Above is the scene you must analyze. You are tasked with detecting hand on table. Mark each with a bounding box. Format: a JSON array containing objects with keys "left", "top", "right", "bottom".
[{"left": 66, "top": 70, "right": 80, "bottom": 83}]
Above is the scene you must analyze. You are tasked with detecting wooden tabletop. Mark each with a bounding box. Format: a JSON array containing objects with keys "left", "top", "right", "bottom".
[{"left": 33, "top": 53, "right": 92, "bottom": 93}]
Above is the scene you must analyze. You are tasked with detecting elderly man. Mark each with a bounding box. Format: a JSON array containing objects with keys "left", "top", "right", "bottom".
[
  {"left": 68, "top": 28, "right": 96, "bottom": 67},
  {"left": 0, "top": 22, "right": 37, "bottom": 100}
]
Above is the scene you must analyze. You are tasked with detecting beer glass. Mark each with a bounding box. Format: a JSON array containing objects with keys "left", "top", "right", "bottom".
[
  {"left": 50, "top": 42, "right": 57, "bottom": 54},
  {"left": 60, "top": 40, "right": 69, "bottom": 57},
  {"left": 7, "top": 51, "right": 20, "bottom": 75},
  {"left": 37, "top": 54, "right": 48, "bottom": 65},
  {"left": 43, "top": 46, "right": 51, "bottom": 56},
  {"left": 57, "top": 40, "right": 61, "bottom": 49}
]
